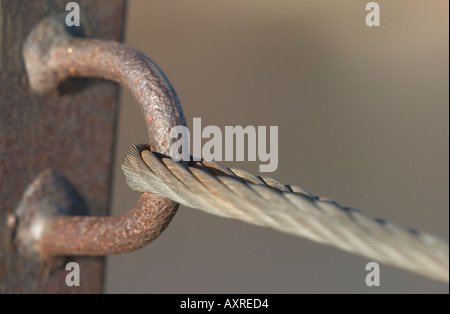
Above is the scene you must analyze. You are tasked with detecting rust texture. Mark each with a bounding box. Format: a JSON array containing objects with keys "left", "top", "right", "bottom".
[
  {"left": 15, "top": 170, "right": 88, "bottom": 259},
  {"left": 24, "top": 15, "right": 186, "bottom": 153},
  {"left": 21, "top": 15, "right": 186, "bottom": 256},
  {"left": 0, "top": 1, "right": 126, "bottom": 293},
  {"left": 41, "top": 192, "right": 177, "bottom": 256}
]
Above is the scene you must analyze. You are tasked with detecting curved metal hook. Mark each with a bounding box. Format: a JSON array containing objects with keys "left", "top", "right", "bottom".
[{"left": 20, "top": 15, "right": 185, "bottom": 257}]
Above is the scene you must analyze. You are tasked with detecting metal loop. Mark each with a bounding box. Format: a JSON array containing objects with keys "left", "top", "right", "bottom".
[{"left": 20, "top": 15, "right": 185, "bottom": 257}]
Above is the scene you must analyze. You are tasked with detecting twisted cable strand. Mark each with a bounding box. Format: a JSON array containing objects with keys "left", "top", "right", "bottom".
[{"left": 122, "top": 144, "right": 449, "bottom": 282}]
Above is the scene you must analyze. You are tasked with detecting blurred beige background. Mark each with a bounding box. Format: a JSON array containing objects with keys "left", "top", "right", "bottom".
[{"left": 106, "top": 0, "right": 449, "bottom": 293}]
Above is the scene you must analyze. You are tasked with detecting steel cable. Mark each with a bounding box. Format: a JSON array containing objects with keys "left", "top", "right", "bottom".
[{"left": 122, "top": 144, "right": 449, "bottom": 283}]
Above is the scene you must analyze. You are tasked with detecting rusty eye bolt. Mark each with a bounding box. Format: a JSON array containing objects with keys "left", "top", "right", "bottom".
[{"left": 18, "top": 15, "right": 186, "bottom": 257}]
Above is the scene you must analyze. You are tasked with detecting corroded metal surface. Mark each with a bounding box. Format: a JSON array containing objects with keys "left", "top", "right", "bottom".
[
  {"left": 23, "top": 15, "right": 186, "bottom": 155},
  {"left": 14, "top": 170, "right": 88, "bottom": 260},
  {"left": 0, "top": 0, "right": 126, "bottom": 293},
  {"left": 21, "top": 16, "right": 185, "bottom": 257},
  {"left": 41, "top": 190, "right": 178, "bottom": 256}
]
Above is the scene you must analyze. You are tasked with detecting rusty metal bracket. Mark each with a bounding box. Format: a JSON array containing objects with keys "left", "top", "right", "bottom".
[{"left": 14, "top": 14, "right": 186, "bottom": 258}]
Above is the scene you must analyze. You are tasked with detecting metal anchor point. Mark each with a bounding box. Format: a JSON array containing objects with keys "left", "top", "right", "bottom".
[{"left": 16, "top": 14, "right": 186, "bottom": 258}]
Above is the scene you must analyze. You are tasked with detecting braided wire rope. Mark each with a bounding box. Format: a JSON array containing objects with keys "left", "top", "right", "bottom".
[{"left": 122, "top": 144, "right": 449, "bottom": 283}]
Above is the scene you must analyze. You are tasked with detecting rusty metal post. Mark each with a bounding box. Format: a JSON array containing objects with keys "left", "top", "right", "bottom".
[{"left": 0, "top": 0, "right": 126, "bottom": 293}]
